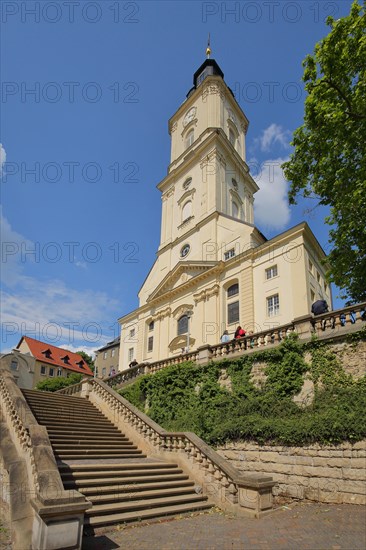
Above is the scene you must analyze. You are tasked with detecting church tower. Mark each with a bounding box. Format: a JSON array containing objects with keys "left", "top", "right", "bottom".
[
  {"left": 118, "top": 48, "right": 331, "bottom": 370},
  {"left": 138, "top": 49, "right": 264, "bottom": 307}
]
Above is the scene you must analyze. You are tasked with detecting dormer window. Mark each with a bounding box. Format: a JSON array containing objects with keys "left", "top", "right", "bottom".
[
  {"left": 61, "top": 355, "right": 70, "bottom": 365},
  {"left": 41, "top": 348, "right": 52, "bottom": 359},
  {"left": 76, "top": 360, "right": 85, "bottom": 369}
]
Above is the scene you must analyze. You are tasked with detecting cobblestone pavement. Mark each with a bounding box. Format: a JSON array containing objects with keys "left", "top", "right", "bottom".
[{"left": 82, "top": 502, "right": 366, "bottom": 550}]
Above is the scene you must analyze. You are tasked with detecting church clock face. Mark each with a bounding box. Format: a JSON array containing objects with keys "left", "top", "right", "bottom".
[
  {"left": 180, "top": 243, "right": 190, "bottom": 258},
  {"left": 183, "top": 107, "right": 196, "bottom": 127}
]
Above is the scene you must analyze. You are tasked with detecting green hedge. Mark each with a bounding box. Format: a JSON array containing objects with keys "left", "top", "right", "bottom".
[
  {"left": 120, "top": 332, "right": 366, "bottom": 446},
  {"left": 36, "top": 373, "right": 83, "bottom": 392}
]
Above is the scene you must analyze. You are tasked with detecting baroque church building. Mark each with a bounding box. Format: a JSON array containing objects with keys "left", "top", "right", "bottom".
[{"left": 118, "top": 53, "right": 331, "bottom": 370}]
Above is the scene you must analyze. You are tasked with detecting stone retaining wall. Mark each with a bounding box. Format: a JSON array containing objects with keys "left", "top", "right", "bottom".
[{"left": 217, "top": 441, "right": 366, "bottom": 505}]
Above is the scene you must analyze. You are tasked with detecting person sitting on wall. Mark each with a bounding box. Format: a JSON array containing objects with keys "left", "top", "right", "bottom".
[
  {"left": 311, "top": 299, "right": 334, "bottom": 330},
  {"left": 234, "top": 326, "right": 246, "bottom": 339},
  {"left": 129, "top": 359, "right": 138, "bottom": 368},
  {"left": 109, "top": 367, "right": 116, "bottom": 377},
  {"left": 220, "top": 330, "right": 230, "bottom": 343},
  {"left": 234, "top": 326, "right": 247, "bottom": 349}
]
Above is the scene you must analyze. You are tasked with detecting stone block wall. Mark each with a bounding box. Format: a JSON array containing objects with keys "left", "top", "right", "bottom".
[
  {"left": 217, "top": 441, "right": 366, "bottom": 505},
  {"left": 329, "top": 339, "right": 366, "bottom": 379}
]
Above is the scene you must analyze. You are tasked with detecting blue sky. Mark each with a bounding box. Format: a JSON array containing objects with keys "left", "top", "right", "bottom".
[{"left": 0, "top": 0, "right": 354, "bottom": 355}]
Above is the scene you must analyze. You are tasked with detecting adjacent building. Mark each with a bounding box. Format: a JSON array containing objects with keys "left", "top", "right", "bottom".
[
  {"left": 118, "top": 54, "right": 331, "bottom": 370},
  {"left": 94, "top": 336, "right": 120, "bottom": 378},
  {"left": 1, "top": 336, "right": 93, "bottom": 389}
]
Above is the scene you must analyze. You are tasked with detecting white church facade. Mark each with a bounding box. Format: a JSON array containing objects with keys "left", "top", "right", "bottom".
[{"left": 118, "top": 54, "right": 331, "bottom": 370}]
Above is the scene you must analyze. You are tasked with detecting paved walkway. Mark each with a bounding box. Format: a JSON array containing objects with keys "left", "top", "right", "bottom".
[{"left": 82, "top": 502, "right": 366, "bottom": 550}]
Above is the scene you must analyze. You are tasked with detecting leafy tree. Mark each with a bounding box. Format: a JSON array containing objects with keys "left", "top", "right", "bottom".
[
  {"left": 282, "top": 0, "right": 366, "bottom": 302},
  {"left": 36, "top": 373, "right": 82, "bottom": 392},
  {"left": 76, "top": 350, "right": 95, "bottom": 373}
]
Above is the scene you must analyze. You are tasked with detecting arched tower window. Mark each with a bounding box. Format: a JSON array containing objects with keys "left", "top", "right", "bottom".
[
  {"left": 182, "top": 200, "right": 192, "bottom": 222},
  {"left": 177, "top": 315, "right": 189, "bottom": 335},
  {"left": 232, "top": 201, "right": 239, "bottom": 219},
  {"left": 185, "top": 129, "right": 194, "bottom": 149},
  {"left": 229, "top": 128, "right": 236, "bottom": 147}
]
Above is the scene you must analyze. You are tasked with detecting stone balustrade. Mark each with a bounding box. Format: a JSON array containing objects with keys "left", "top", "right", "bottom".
[
  {"left": 62, "top": 377, "right": 275, "bottom": 517},
  {"left": 102, "top": 302, "right": 366, "bottom": 390},
  {"left": 0, "top": 368, "right": 90, "bottom": 550}
]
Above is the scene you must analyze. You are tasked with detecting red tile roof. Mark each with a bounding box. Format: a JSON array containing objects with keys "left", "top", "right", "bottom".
[{"left": 16, "top": 336, "right": 93, "bottom": 376}]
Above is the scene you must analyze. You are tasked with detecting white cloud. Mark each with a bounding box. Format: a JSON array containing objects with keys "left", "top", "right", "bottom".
[
  {"left": 257, "top": 124, "right": 292, "bottom": 152},
  {"left": 0, "top": 209, "right": 121, "bottom": 351},
  {"left": 0, "top": 205, "right": 34, "bottom": 286},
  {"left": 252, "top": 157, "right": 291, "bottom": 230},
  {"left": 0, "top": 144, "right": 6, "bottom": 175}
]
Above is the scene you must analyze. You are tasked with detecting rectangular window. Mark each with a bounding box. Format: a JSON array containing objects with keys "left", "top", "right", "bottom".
[
  {"left": 103, "top": 351, "right": 107, "bottom": 360},
  {"left": 308, "top": 259, "right": 313, "bottom": 273},
  {"left": 148, "top": 321, "right": 154, "bottom": 331},
  {"left": 49, "top": 367, "right": 54, "bottom": 377},
  {"left": 128, "top": 348, "right": 134, "bottom": 362},
  {"left": 267, "top": 294, "right": 280, "bottom": 317},
  {"left": 228, "top": 301, "right": 239, "bottom": 324},
  {"left": 102, "top": 367, "right": 106, "bottom": 377},
  {"left": 265, "top": 265, "right": 278, "bottom": 280},
  {"left": 310, "top": 289, "right": 315, "bottom": 302},
  {"left": 148, "top": 336, "right": 153, "bottom": 353},
  {"left": 129, "top": 328, "right": 135, "bottom": 338},
  {"left": 111, "top": 349, "right": 115, "bottom": 357},
  {"left": 224, "top": 249, "right": 236, "bottom": 261},
  {"left": 317, "top": 271, "right": 321, "bottom": 283},
  {"left": 57, "top": 368, "right": 62, "bottom": 377},
  {"left": 41, "top": 366, "right": 47, "bottom": 375},
  {"left": 10, "top": 360, "right": 18, "bottom": 371}
]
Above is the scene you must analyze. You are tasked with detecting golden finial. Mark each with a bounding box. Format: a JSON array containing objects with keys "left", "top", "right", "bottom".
[{"left": 206, "top": 33, "right": 211, "bottom": 59}]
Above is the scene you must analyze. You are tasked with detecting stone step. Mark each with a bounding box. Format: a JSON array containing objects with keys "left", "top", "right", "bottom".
[
  {"left": 46, "top": 426, "right": 122, "bottom": 434},
  {"left": 58, "top": 462, "right": 177, "bottom": 472},
  {"left": 61, "top": 467, "right": 183, "bottom": 480},
  {"left": 36, "top": 420, "right": 116, "bottom": 429},
  {"left": 50, "top": 438, "right": 133, "bottom": 445},
  {"left": 75, "top": 479, "right": 194, "bottom": 497},
  {"left": 57, "top": 453, "right": 146, "bottom": 460},
  {"left": 84, "top": 500, "right": 212, "bottom": 526},
  {"left": 22, "top": 390, "right": 88, "bottom": 403},
  {"left": 63, "top": 473, "right": 189, "bottom": 488},
  {"left": 27, "top": 409, "right": 107, "bottom": 420},
  {"left": 86, "top": 493, "right": 208, "bottom": 517},
  {"left": 87, "top": 486, "right": 200, "bottom": 505},
  {"left": 55, "top": 448, "right": 144, "bottom": 456},
  {"left": 53, "top": 444, "right": 138, "bottom": 451},
  {"left": 49, "top": 434, "right": 130, "bottom": 441}
]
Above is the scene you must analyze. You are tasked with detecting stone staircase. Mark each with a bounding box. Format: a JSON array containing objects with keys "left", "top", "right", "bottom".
[{"left": 22, "top": 389, "right": 211, "bottom": 527}]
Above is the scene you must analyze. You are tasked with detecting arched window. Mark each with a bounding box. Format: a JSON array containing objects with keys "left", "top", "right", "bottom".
[
  {"left": 232, "top": 201, "right": 239, "bottom": 219},
  {"left": 229, "top": 128, "right": 236, "bottom": 147},
  {"left": 182, "top": 200, "right": 192, "bottom": 222},
  {"left": 227, "top": 283, "right": 239, "bottom": 297},
  {"left": 177, "top": 315, "right": 189, "bottom": 335},
  {"left": 227, "top": 282, "right": 239, "bottom": 325},
  {"left": 185, "top": 129, "right": 194, "bottom": 149}
]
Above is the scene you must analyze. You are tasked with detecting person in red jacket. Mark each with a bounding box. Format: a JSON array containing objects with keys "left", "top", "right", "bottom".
[{"left": 234, "top": 326, "right": 246, "bottom": 339}]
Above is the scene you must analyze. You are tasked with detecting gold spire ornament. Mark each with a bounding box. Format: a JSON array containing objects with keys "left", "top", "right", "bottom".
[{"left": 206, "top": 34, "right": 211, "bottom": 59}]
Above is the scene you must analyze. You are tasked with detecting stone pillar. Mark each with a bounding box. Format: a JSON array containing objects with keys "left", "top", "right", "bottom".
[
  {"left": 293, "top": 314, "right": 313, "bottom": 341},
  {"left": 196, "top": 344, "right": 213, "bottom": 365},
  {"left": 237, "top": 474, "right": 276, "bottom": 516}
]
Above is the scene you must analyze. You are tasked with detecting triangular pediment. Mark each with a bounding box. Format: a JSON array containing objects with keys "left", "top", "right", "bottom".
[{"left": 147, "top": 261, "right": 219, "bottom": 303}]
